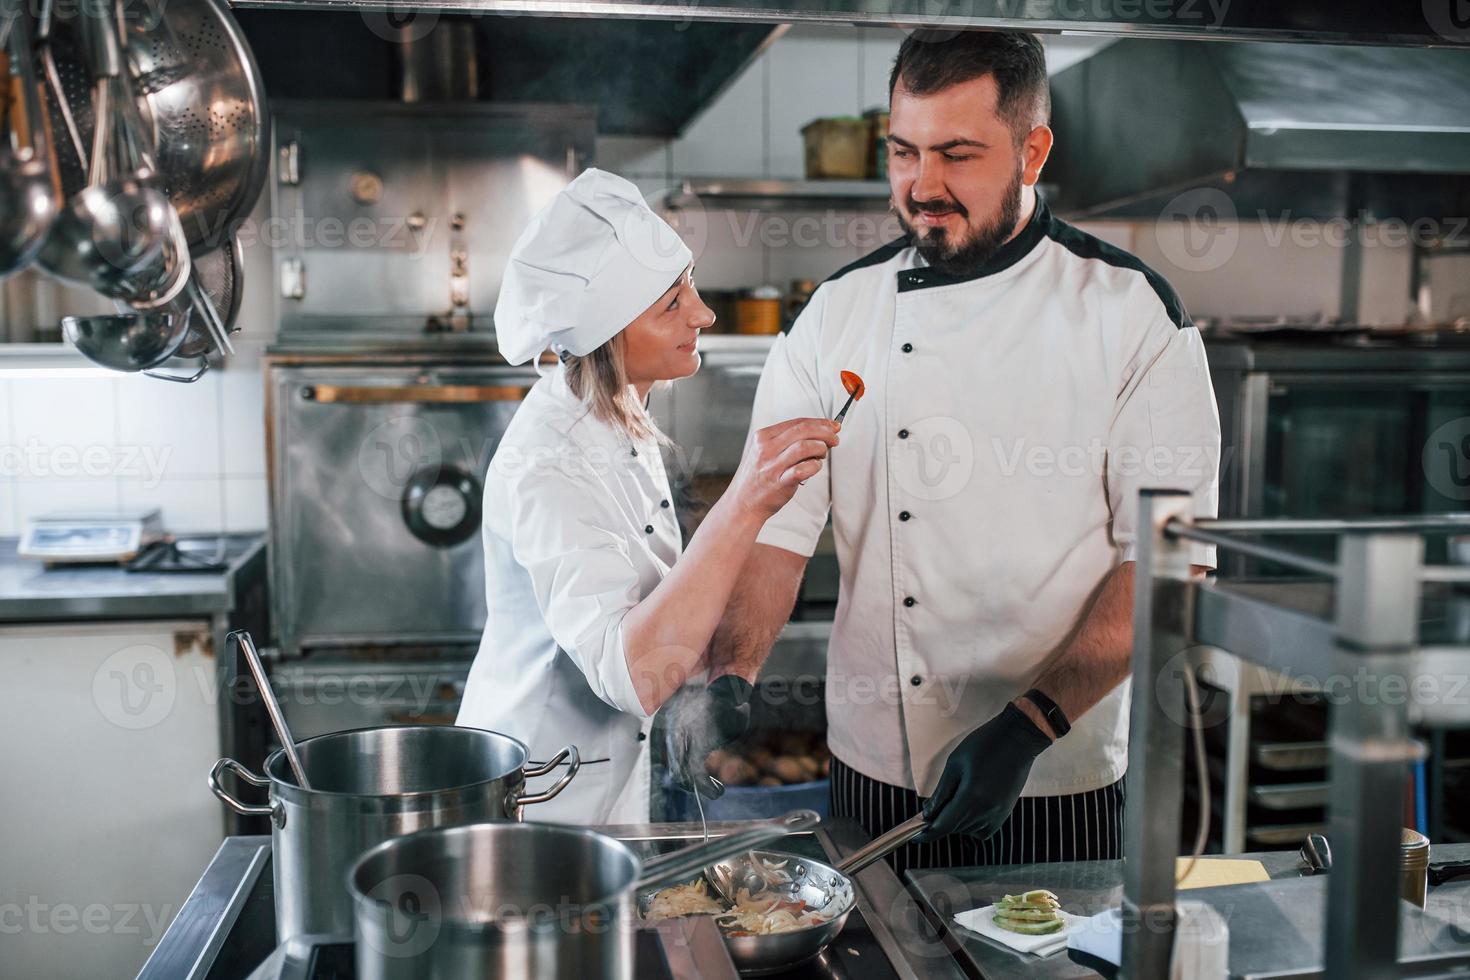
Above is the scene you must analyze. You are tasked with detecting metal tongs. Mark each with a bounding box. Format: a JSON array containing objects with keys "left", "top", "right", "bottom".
[{"left": 708, "top": 811, "right": 929, "bottom": 903}]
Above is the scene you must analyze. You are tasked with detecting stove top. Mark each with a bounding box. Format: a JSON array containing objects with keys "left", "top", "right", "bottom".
[{"left": 245, "top": 930, "right": 681, "bottom": 980}]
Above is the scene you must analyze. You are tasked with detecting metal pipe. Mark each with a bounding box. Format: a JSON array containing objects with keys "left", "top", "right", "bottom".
[
  {"left": 1418, "top": 566, "right": 1470, "bottom": 584},
  {"left": 1166, "top": 523, "right": 1339, "bottom": 578},
  {"left": 1192, "top": 516, "right": 1470, "bottom": 534},
  {"left": 1121, "top": 489, "right": 1196, "bottom": 979}
]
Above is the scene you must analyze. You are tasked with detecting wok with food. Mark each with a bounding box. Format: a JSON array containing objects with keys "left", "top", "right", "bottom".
[{"left": 639, "top": 849, "right": 856, "bottom": 975}]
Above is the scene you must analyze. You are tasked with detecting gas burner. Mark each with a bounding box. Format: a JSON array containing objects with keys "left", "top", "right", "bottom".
[{"left": 127, "top": 536, "right": 231, "bottom": 573}]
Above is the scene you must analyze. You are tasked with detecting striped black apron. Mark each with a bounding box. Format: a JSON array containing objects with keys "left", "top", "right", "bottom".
[{"left": 829, "top": 756, "right": 1125, "bottom": 876}]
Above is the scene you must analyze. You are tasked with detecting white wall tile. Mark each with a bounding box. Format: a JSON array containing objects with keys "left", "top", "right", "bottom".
[
  {"left": 670, "top": 52, "right": 768, "bottom": 178},
  {"left": 223, "top": 476, "right": 269, "bottom": 532},
  {"left": 219, "top": 368, "right": 268, "bottom": 477},
  {"left": 1072, "top": 221, "right": 1135, "bottom": 252},
  {"left": 234, "top": 191, "right": 277, "bottom": 354},
  {"left": 859, "top": 27, "right": 904, "bottom": 113},
  {"left": 1132, "top": 221, "right": 1345, "bottom": 321},
  {"left": 0, "top": 479, "right": 17, "bottom": 536},
  {"left": 9, "top": 378, "right": 118, "bottom": 478},
  {"left": 0, "top": 378, "right": 12, "bottom": 447},
  {"left": 767, "top": 27, "right": 864, "bottom": 179},
  {"left": 684, "top": 207, "right": 767, "bottom": 290},
  {"left": 116, "top": 372, "right": 223, "bottom": 480},
  {"left": 596, "top": 136, "right": 671, "bottom": 180},
  {"left": 1043, "top": 35, "right": 1118, "bottom": 75},
  {"left": 1358, "top": 239, "right": 1413, "bottom": 326},
  {"left": 119, "top": 477, "right": 224, "bottom": 534},
  {"left": 14, "top": 477, "right": 121, "bottom": 523},
  {"left": 762, "top": 208, "right": 882, "bottom": 285}
]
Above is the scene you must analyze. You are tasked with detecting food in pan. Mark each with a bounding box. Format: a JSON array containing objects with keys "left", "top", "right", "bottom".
[
  {"left": 992, "top": 889, "right": 1064, "bottom": 935},
  {"left": 642, "top": 879, "right": 725, "bottom": 919},
  {"left": 643, "top": 857, "right": 847, "bottom": 937}
]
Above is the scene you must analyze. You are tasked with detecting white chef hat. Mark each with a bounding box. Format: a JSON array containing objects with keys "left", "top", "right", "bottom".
[{"left": 494, "top": 168, "right": 694, "bottom": 366}]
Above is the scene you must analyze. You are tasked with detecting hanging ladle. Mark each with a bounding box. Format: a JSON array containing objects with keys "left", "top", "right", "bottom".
[{"left": 229, "top": 629, "right": 310, "bottom": 790}]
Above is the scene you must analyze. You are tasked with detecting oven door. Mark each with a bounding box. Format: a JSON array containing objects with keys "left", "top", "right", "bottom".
[
  {"left": 1253, "top": 371, "right": 1470, "bottom": 570},
  {"left": 270, "top": 364, "right": 539, "bottom": 653}
]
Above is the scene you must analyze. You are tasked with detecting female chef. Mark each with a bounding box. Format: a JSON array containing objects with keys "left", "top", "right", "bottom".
[{"left": 456, "top": 169, "right": 839, "bottom": 824}]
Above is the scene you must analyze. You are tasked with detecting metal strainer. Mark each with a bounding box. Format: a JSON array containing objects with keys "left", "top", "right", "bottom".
[
  {"left": 39, "top": 0, "right": 267, "bottom": 252},
  {"left": 174, "top": 232, "right": 241, "bottom": 357}
]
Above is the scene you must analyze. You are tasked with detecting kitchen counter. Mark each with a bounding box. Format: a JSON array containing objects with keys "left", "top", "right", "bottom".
[
  {"left": 138, "top": 813, "right": 1470, "bottom": 980},
  {"left": 140, "top": 818, "right": 969, "bottom": 980},
  {"left": 906, "top": 843, "right": 1470, "bottom": 979},
  {"left": 1204, "top": 336, "right": 1470, "bottom": 373},
  {"left": 0, "top": 534, "right": 266, "bottom": 621}
]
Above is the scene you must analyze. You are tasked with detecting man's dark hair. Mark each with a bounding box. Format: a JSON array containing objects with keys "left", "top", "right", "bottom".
[{"left": 889, "top": 30, "right": 1051, "bottom": 139}]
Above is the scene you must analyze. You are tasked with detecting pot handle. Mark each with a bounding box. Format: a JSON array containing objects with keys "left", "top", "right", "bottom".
[
  {"left": 516, "top": 745, "right": 581, "bottom": 807},
  {"left": 209, "top": 758, "right": 282, "bottom": 825}
]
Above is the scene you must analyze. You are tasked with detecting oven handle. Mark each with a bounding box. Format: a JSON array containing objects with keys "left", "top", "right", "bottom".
[{"left": 306, "top": 384, "right": 532, "bottom": 404}]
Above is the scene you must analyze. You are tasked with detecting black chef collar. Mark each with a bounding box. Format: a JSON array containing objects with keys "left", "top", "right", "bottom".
[{"left": 897, "top": 197, "right": 1051, "bottom": 293}]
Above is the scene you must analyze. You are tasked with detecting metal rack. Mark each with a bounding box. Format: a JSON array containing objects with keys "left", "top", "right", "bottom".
[{"left": 1124, "top": 493, "right": 1470, "bottom": 979}]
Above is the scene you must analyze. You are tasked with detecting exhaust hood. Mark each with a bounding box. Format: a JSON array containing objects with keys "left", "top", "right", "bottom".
[
  {"left": 1047, "top": 39, "right": 1470, "bottom": 219},
  {"left": 235, "top": 10, "right": 782, "bottom": 137}
]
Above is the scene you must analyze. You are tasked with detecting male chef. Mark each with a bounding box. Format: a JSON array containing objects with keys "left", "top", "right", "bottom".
[{"left": 683, "top": 29, "right": 1219, "bottom": 872}]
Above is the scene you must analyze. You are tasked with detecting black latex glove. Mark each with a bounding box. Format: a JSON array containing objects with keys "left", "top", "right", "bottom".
[
  {"left": 653, "top": 674, "right": 754, "bottom": 799},
  {"left": 918, "top": 702, "right": 1053, "bottom": 841}
]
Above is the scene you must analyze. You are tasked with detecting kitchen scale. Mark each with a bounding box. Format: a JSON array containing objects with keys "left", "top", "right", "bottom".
[{"left": 18, "top": 509, "right": 166, "bottom": 564}]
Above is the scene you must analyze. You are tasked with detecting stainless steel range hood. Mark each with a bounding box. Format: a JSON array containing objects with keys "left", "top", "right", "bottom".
[
  {"left": 235, "top": 0, "right": 1470, "bottom": 48},
  {"left": 1047, "top": 39, "right": 1470, "bottom": 219},
  {"left": 235, "top": 10, "right": 783, "bottom": 136}
]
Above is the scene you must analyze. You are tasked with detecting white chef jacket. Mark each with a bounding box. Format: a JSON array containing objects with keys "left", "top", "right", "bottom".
[
  {"left": 750, "top": 200, "right": 1220, "bottom": 799},
  {"left": 457, "top": 366, "right": 682, "bottom": 825}
]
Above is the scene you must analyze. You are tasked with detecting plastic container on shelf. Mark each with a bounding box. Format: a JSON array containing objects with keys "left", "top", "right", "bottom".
[{"left": 801, "top": 117, "right": 872, "bottom": 180}]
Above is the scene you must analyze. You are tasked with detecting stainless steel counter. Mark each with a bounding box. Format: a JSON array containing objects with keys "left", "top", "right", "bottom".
[
  {"left": 0, "top": 535, "right": 267, "bottom": 621},
  {"left": 1204, "top": 337, "right": 1470, "bottom": 373},
  {"left": 140, "top": 818, "right": 970, "bottom": 980},
  {"left": 906, "top": 844, "right": 1470, "bottom": 980}
]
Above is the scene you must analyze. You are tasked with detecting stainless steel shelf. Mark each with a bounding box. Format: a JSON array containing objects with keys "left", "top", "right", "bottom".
[{"left": 654, "top": 178, "right": 893, "bottom": 211}]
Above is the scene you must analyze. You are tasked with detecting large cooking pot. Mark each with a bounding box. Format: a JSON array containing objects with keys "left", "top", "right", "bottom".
[
  {"left": 209, "top": 725, "right": 579, "bottom": 941},
  {"left": 347, "top": 812, "right": 820, "bottom": 980}
]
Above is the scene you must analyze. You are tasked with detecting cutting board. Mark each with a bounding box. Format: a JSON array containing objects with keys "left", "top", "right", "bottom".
[{"left": 1175, "top": 858, "right": 1271, "bottom": 889}]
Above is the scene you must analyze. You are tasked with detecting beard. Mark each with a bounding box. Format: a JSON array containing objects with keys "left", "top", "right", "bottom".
[{"left": 898, "top": 166, "right": 1025, "bottom": 278}]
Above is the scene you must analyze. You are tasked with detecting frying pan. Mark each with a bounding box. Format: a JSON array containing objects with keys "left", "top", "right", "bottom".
[{"left": 641, "top": 813, "right": 927, "bottom": 974}]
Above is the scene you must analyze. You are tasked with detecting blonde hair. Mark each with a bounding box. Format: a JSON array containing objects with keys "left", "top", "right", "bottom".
[{"left": 562, "top": 333, "right": 667, "bottom": 445}]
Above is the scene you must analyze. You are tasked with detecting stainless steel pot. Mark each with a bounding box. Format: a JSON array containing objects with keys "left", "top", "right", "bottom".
[
  {"left": 347, "top": 812, "right": 820, "bottom": 980},
  {"left": 209, "top": 725, "right": 579, "bottom": 941}
]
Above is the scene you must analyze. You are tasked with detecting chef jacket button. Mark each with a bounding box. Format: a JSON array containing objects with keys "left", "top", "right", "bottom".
[
  {"left": 898, "top": 428, "right": 910, "bottom": 439},
  {"left": 910, "top": 675, "right": 923, "bottom": 687},
  {"left": 901, "top": 343, "right": 913, "bottom": 354},
  {"left": 660, "top": 499, "right": 670, "bottom": 508},
  {"left": 631, "top": 447, "right": 638, "bottom": 457},
  {"left": 903, "top": 596, "right": 916, "bottom": 608},
  {"left": 637, "top": 732, "right": 647, "bottom": 742},
  {"left": 644, "top": 525, "right": 655, "bottom": 534},
  {"left": 898, "top": 510, "right": 911, "bottom": 522}
]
